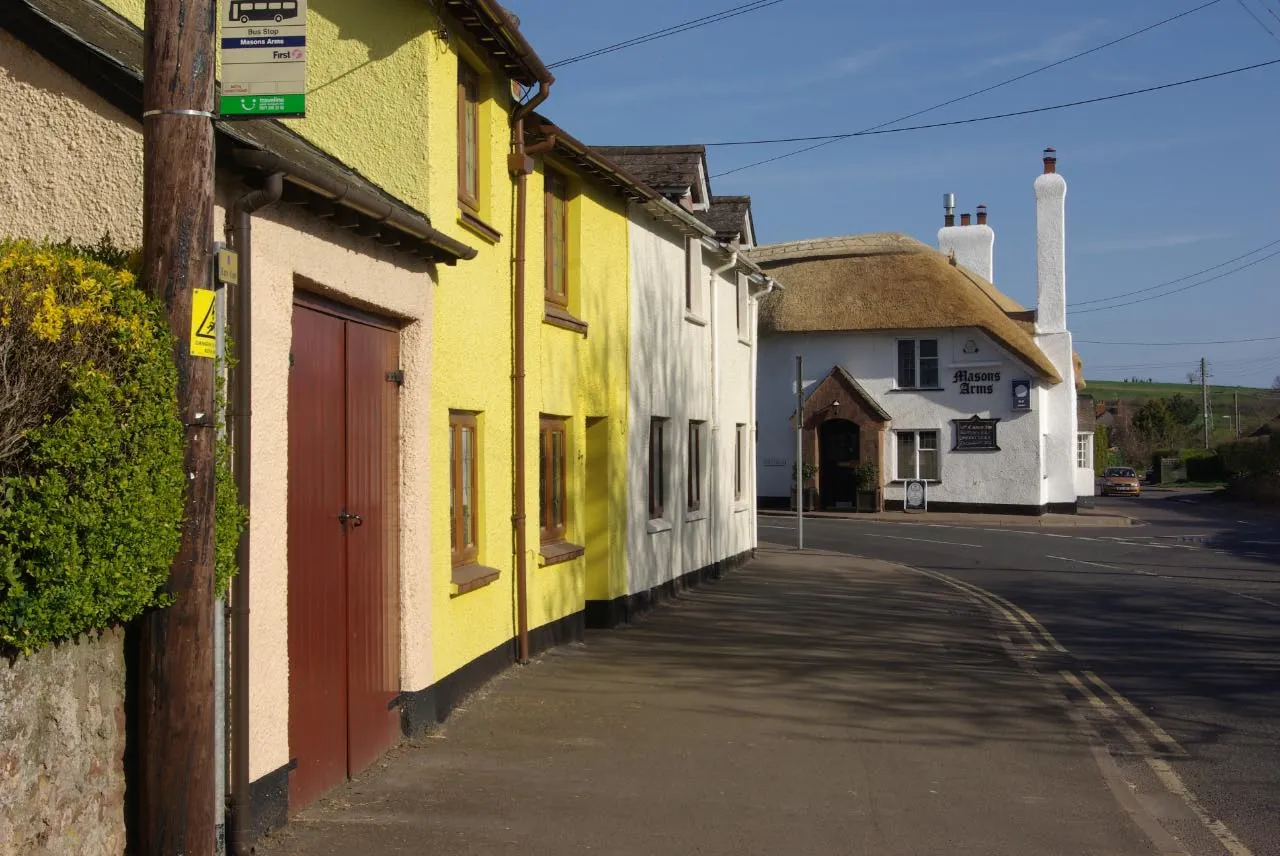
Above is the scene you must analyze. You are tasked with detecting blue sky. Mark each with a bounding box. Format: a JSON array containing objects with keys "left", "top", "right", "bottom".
[{"left": 517, "top": 0, "right": 1280, "bottom": 388}]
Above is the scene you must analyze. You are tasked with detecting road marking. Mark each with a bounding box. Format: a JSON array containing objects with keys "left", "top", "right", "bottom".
[
  {"left": 1047, "top": 554, "right": 1123, "bottom": 571},
  {"left": 861, "top": 533, "right": 985, "bottom": 548},
  {"left": 1084, "top": 671, "right": 1185, "bottom": 756},
  {"left": 911, "top": 568, "right": 1046, "bottom": 651},
  {"left": 1146, "top": 758, "right": 1255, "bottom": 856},
  {"left": 758, "top": 524, "right": 795, "bottom": 531},
  {"left": 1061, "top": 670, "right": 1150, "bottom": 753},
  {"left": 1229, "top": 591, "right": 1279, "bottom": 607}
]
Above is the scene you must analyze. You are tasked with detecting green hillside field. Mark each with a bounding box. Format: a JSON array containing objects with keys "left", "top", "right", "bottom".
[{"left": 1083, "top": 380, "right": 1279, "bottom": 437}]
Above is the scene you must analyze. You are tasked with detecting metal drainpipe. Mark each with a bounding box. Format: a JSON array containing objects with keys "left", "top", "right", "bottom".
[
  {"left": 509, "top": 79, "right": 553, "bottom": 663},
  {"left": 226, "top": 171, "right": 283, "bottom": 856}
]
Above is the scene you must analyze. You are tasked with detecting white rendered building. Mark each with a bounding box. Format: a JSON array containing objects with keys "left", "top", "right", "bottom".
[{"left": 751, "top": 150, "right": 1089, "bottom": 515}]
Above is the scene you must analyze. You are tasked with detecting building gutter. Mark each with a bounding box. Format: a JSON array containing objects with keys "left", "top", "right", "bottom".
[
  {"left": 509, "top": 76, "right": 554, "bottom": 664},
  {"left": 232, "top": 149, "right": 477, "bottom": 264},
  {"left": 224, "top": 171, "right": 284, "bottom": 856}
]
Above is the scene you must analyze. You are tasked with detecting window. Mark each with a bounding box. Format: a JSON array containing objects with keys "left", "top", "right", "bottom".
[
  {"left": 687, "top": 420, "right": 706, "bottom": 512},
  {"left": 457, "top": 61, "right": 481, "bottom": 212},
  {"left": 1077, "top": 432, "right": 1094, "bottom": 470},
  {"left": 896, "top": 430, "right": 940, "bottom": 481},
  {"left": 684, "top": 237, "right": 703, "bottom": 316},
  {"left": 648, "top": 418, "right": 667, "bottom": 519},
  {"left": 896, "top": 338, "right": 940, "bottom": 389},
  {"left": 735, "top": 423, "right": 748, "bottom": 501},
  {"left": 539, "top": 418, "right": 568, "bottom": 543},
  {"left": 449, "top": 412, "right": 479, "bottom": 565},
  {"left": 735, "top": 274, "right": 750, "bottom": 341},
  {"left": 544, "top": 169, "right": 569, "bottom": 306}
]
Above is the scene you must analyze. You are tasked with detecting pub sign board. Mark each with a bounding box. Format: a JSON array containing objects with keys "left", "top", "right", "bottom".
[
  {"left": 952, "top": 416, "right": 1000, "bottom": 451},
  {"left": 1012, "top": 379, "right": 1032, "bottom": 411}
]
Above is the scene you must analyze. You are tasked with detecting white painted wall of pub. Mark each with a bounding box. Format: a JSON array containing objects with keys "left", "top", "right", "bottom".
[{"left": 756, "top": 327, "right": 1078, "bottom": 511}]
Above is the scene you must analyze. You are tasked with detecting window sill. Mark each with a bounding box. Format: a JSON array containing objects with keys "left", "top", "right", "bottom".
[
  {"left": 450, "top": 563, "right": 501, "bottom": 597},
  {"left": 738, "top": 335, "right": 752, "bottom": 346},
  {"left": 733, "top": 501, "right": 750, "bottom": 513},
  {"left": 889, "top": 387, "right": 944, "bottom": 393},
  {"left": 646, "top": 517, "right": 673, "bottom": 534},
  {"left": 684, "top": 310, "right": 708, "bottom": 327},
  {"left": 685, "top": 508, "right": 708, "bottom": 523},
  {"left": 889, "top": 479, "right": 942, "bottom": 485},
  {"left": 544, "top": 303, "right": 589, "bottom": 336},
  {"left": 539, "top": 540, "right": 585, "bottom": 567},
  {"left": 457, "top": 209, "right": 502, "bottom": 244}
]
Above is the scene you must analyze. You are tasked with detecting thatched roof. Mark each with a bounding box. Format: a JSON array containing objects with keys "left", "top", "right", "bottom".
[{"left": 747, "top": 234, "right": 1062, "bottom": 383}]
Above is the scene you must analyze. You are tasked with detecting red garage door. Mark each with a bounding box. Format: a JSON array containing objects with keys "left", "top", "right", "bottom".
[{"left": 287, "top": 299, "right": 402, "bottom": 812}]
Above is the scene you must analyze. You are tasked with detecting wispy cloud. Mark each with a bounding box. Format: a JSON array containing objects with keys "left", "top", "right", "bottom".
[
  {"left": 981, "top": 22, "right": 1104, "bottom": 68},
  {"left": 1078, "top": 232, "right": 1233, "bottom": 255}
]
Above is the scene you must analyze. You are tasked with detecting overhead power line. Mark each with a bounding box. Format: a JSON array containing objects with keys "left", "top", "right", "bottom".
[
  {"left": 1070, "top": 237, "right": 1280, "bottom": 307},
  {"left": 1234, "top": 0, "right": 1280, "bottom": 43},
  {"left": 547, "top": 0, "right": 788, "bottom": 69},
  {"left": 1075, "top": 334, "right": 1280, "bottom": 346},
  {"left": 1073, "top": 247, "right": 1280, "bottom": 314},
  {"left": 708, "top": 58, "right": 1280, "bottom": 149},
  {"left": 710, "top": 0, "right": 1231, "bottom": 177}
]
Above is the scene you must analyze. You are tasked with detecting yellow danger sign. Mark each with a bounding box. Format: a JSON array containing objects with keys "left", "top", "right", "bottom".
[{"left": 190, "top": 288, "right": 217, "bottom": 359}]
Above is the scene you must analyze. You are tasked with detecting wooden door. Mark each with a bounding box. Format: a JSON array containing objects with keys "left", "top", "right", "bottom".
[
  {"left": 343, "top": 320, "right": 402, "bottom": 776},
  {"left": 287, "top": 302, "right": 401, "bottom": 812}
]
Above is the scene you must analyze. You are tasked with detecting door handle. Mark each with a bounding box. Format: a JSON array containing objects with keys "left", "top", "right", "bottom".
[{"left": 338, "top": 511, "right": 363, "bottom": 528}]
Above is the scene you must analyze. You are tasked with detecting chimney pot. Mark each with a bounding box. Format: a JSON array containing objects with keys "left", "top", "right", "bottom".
[
  {"left": 960, "top": 213, "right": 972, "bottom": 226},
  {"left": 943, "top": 192, "right": 956, "bottom": 227},
  {"left": 976, "top": 204, "right": 987, "bottom": 226},
  {"left": 1043, "top": 147, "right": 1057, "bottom": 174}
]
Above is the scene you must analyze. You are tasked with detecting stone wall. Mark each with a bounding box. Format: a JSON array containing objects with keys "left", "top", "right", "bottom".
[{"left": 0, "top": 629, "right": 126, "bottom": 856}]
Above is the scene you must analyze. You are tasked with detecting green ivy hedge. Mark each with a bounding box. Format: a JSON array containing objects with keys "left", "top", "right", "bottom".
[{"left": 0, "top": 238, "right": 243, "bottom": 655}]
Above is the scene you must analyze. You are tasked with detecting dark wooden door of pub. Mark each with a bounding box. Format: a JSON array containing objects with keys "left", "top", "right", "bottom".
[
  {"left": 287, "top": 301, "right": 402, "bottom": 813},
  {"left": 819, "top": 419, "right": 859, "bottom": 509}
]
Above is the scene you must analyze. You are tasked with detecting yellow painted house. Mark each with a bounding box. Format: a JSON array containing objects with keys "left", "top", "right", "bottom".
[{"left": 5, "top": 0, "right": 757, "bottom": 848}]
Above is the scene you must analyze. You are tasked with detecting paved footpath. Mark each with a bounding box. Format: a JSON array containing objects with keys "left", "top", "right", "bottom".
[{"left": 258, "top": 545, "right": 1164, "bottom": 856}]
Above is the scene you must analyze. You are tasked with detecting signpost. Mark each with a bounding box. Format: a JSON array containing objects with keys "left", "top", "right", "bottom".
[
  {"left": 795, "top": 355, "right": 804, "bottom": 550},
  {"left": 219, "top": 0, "right": 309, "bottom": 118}
]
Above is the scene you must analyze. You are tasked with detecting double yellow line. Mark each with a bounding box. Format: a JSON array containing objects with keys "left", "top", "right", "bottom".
[
  {"left": 912, "top": 567, "right": 1183, "bottom": 757},
  {"left": 909, "top": 565, "right": 1256, "bottom": 856}
]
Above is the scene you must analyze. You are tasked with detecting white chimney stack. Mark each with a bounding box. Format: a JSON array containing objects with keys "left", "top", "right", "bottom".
[
  {"left": 938, "top": 196, "right": 995, "bottom": 283},
  {"left": 1035, "top": 147, "right": 1067, "bottom": 334}
]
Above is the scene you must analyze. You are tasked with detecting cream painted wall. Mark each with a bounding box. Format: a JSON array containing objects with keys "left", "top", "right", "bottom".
[
  {"left": 0, "top": 34, "right": 436, "bottom": 784},
  {"left": 627, "top": 207, "right": 757, "bottom": 598},
  {"left": 0, "top": 30, "right": 143, "bottom": 245}
]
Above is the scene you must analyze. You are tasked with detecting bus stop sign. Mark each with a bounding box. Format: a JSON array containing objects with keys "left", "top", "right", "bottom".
[{"left": 219, "top": 0, "right": 308, "bottom": 118}]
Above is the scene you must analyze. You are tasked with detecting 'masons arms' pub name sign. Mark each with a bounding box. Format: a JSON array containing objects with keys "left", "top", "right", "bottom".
[{"left": 953, "top": 369, "right": 1001, "bottom": 395}]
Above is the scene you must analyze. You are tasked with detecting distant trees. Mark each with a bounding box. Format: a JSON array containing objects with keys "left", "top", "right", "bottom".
[
  {"left": 1132, "top": 399, "right": 1180, "bottom": 450},
  {"left": 1166, "top": 393, "right": 1199, "bottom": 427},
  {"left": 1272, "top": 375, "right": 1280, "bottom": 391}
]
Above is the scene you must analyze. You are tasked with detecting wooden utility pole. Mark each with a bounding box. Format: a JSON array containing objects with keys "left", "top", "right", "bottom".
[
  {"left": 1201, "top": 357, "right": 1210, "bottom": 449},
  {"left": 138, "top": 0, "right": 218, "bottom": 853},
  {"left": 1234, "top": 389, "right": 1240, "bottom": 440}
]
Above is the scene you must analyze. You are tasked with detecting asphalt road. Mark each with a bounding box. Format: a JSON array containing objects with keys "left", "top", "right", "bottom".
[{"left": 760, "top": 492, "right": 1280, "bottom": 856}]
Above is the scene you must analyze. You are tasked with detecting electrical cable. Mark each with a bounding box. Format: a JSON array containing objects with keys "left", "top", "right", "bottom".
[
  {"left": 706, "top": 0, "right": 1245, "bottom": 177},
  {"left": 1072, "top": 247, "right": 1280, "bottom": 313},
  {"left": 1070, "top": 237, "right": 1280, "bottom": 306},
  {"left": 547, "top": 0, "right": 787, "bottom": 69},
  {"left": 1075, "top": 334, "right": 1280, "bottom": 346},
  {"left": 1235, "top": 0, "right": 1280, "bottom": 43}
]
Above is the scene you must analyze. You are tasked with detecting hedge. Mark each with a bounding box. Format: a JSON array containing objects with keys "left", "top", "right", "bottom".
[{"left": 0, "top": 238, "right": 243, "bottom": 655}]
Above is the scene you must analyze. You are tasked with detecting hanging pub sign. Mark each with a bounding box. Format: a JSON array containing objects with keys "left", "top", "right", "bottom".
[
  {"left": 1012, "top": 379, "right": 1032, "bottom": 411},
  {"left": 219, "top": 0, "right": 309, "bottom": 118},
  {"left": 953, "top": 369, "right": 1001, "bottom": 395},
  {"left": 952, "top": 416, "right": 1000, "bottom": 451}
]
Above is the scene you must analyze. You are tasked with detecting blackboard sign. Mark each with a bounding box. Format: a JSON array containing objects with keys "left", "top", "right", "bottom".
[
  {"left": 952, "top": 416, "right": 1000, "bottom": 451},
  {"left": 904, "top": 479, "right": 927, "bottom": 512}
]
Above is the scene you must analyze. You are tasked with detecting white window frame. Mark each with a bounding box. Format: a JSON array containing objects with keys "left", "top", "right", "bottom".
[
  {"left": 895, "top": 337, "right": 940, "bottom": 390},
  {"left": 734, "top": 423, "right": 748, "bottom": 501},
  {"left": 1076, "top": 431, "right": 1094, "bottom": 470},
  {"left": 684, "top": 237, "right": 706, "bottom": 322},
  {"left": 895, "top": 429, "right": 941, "bottom": 482},
  {"left": 735, "top": 273, "right": 751, "bottom": 344}
]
